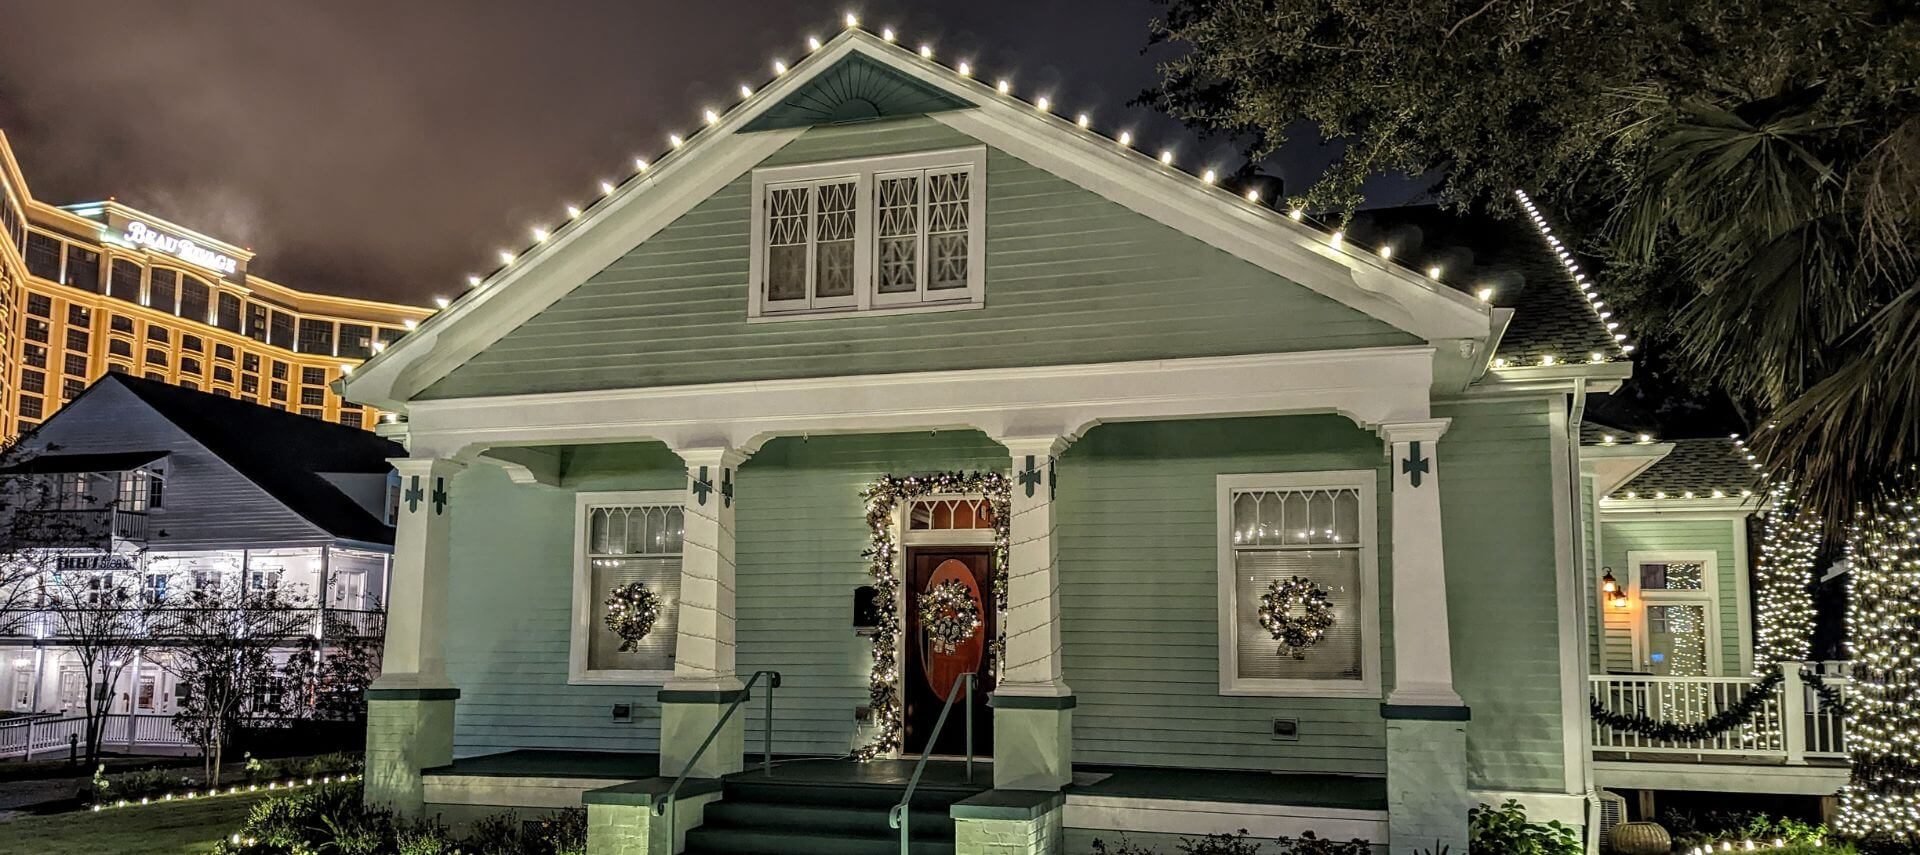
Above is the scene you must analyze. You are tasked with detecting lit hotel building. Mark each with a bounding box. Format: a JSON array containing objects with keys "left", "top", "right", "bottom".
[{"left": 0, "top": 130, "right": 430, "bottom": 437}]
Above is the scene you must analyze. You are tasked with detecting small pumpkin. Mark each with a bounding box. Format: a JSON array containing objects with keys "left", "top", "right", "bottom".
[{"left": 1608, "top": 821, "right": 1671, "bottom": 855}]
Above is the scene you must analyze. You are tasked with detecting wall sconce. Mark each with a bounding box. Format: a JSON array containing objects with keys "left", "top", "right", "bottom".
[{"left": 1601, "top": 568, "right": 1628, "bottom": 609}]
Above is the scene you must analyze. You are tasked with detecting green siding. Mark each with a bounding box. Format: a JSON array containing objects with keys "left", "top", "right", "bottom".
[
  {"left": 1057, "top": 416, "right": 1392, "bottom": 775},
  {"left": 1583, "top": 474, "right": 1601, "bottom": 672},
  {"left": 422, "top": 117, "right": 1416, "bottom": 400},
  {"left": 1435, "top": 399, "right": 1567, "bottom": 793},
  {"left": 1599, "top": 516, "right": 1746, "bottom": 676}
]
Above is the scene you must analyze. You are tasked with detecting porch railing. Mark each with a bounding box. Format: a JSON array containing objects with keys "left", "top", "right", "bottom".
[
  {"left": 654, "top": 670, "right": 781, "bottom": 837},
  {"left": 889, "top": 672, "right": 975, "bottom": 855},
  {"left": 1590, "top": 662, "right": 1850, "bottom": 763},
  {"left": 0, "top": 712, "right": 195, "bottom": 760}
]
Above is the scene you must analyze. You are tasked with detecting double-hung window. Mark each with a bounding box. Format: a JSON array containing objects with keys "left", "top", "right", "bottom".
[
  {"left": 749, "top": 146, "right": 985, "bottom": 319},
  {"left": 1628, "top": 551, "right": 1720, "bottom": 676},
  {"left": 570, "top": 492, "right": 684, "bottom": 683},
  {"left": 1217, "top": 471, "right": 1380, "bottom": 697}
]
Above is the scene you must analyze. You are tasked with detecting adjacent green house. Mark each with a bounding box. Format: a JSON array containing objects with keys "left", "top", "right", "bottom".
[{"left": 342, "top": 25, "right": 1649, "bottom": 855}]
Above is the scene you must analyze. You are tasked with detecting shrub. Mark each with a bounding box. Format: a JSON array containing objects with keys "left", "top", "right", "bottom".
[
  {"left": 215, "top": 782, "right": 583, "bottom": 855},
  {"left": 1087, "top": 829, "right": 1372, "bottom": 855},
  {"left": 1468, "top": 800, "right": 1578, "bottom": 855},
  {"left": 84, "top": 764, "right": 199, "bottom": 803}
]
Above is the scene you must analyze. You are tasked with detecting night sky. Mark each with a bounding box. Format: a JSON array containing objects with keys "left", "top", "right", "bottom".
[{"left": 0, "top": 0, "right": 1383, "bottom": 305}]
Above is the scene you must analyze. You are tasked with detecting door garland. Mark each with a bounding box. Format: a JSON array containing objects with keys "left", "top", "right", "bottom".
[{"left": 854, "top": 471, "right": 1010, "bottom": 760}]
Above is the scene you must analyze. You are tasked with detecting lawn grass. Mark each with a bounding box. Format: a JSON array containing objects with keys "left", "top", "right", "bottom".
[{"left": 0, "top": 791, "right": 267, "bottom": 855}]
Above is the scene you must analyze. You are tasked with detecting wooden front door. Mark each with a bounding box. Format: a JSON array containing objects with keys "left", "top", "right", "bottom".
[{"left": 903, "top": 547, "right": 995, "bottom": 756}]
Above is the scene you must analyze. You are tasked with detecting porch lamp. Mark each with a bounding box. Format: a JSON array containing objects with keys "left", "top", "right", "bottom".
[{"left": 1600, "top": 568, "right": 1628, "bottom": 609}]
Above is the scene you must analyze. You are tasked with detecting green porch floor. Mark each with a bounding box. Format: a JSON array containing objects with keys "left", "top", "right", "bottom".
[
  {"left": 1068, "top": 764, "right": 1387, "bottom": 811},
  {"left": 426, "top": 749, "right": 659, "bottom": 779}
]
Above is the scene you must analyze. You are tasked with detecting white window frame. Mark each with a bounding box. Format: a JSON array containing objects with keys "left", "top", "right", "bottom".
[
  {"left": 1216, "top": 471, "right": 1381, "bottom": 698},
  {"left": 1626, "top": 549, "right": 1723, "bottom": 677},
  {"left": 748, "top": 146, "right": 986, "bottom": 321},
  {"left": 570, "top": 489, "right": 683, "bottom": 685}
]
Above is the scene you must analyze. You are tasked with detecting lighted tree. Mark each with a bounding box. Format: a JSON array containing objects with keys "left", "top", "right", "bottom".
[
  {"left": 1754, "top": 494, "right": 1821, "bottom": 670},
  {"left": 156, "top": 578, "right": 313, "bottom": 786},
  {"left": 1837, "top": 476, "right": 1920, "bottom": 841}
]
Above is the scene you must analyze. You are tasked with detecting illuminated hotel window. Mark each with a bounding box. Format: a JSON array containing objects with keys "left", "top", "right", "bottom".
[
  {"left": 246, "top": 303, "right": 269, "bottom": 342},
  {"left": 182, "top": 334, "right": 203, "bottom": 353},
  {"left": 25, "top": 318, "right": 48, "bottom": 344},
  {"left": 20, "top": 369, "right": 44, "bottom": 394},
  {"left": 26, "top": 293, "right": 50, "bottom": 318},
  {"left": 110, "top": 314, "right": 134, "bottom": 334},
  {"left": 64, "top": 246, "right": 100, "bottom": 290},
  {"left": 179, "top": 276, "right": 211, "bottom": 323},
  {"left": 300, "top": 366, "right": 325, "bottom": 386},
  {"left": 68, "top": 305, "right": 90, "bottom": 327},
  {"left": 340, "top": 411, "right": 363, "bottom": 429},
  {"left": 25, "top": 233, "right": 60, "bottom": 280},
  {"left": 145, "top": 348, "right": 168, "bottom": 366},
  {"left": 62, "top": 379, "right": 83, "bottom": 400},
  {"left": 147, "top": 326, "right": 169, "bottom": 343},
  {"left": 108, "top": 260, "right": 141, "bottom": 302},
  {"left": 181, "top": 357, "right": 202, "bottom": 376},
  {"left": 241, "top": 375, "right": 258, "bottom": 394},
  {"left": 63, "top": 354, "right": 86, "bottom": 376},
  {"left": 268, "top": 311, "right": 294, "bottom": 349},
  {"left": 19, "top": 396, "right": 42, "bottom": 420},
  {"left": 149, "top": 269, "right": 177, "bottom": 311},
  {"left": 107, "top": 363, "right": 129, "bottom": 375},
  {"left": 271, "top": 361, "right": 288, "bottom": 380},
  {"left": 24, "top": 344, "right": 46, "bottom": 368},
  {"left": 214, "top": 343, "right": 235, "bottom": 361},
  {"left": 109, "top": 340, "right": 132, "bottom": 358},
  {"left": 338, "top": 323, "right": 373, "bottom": 359},
  {"left": 64, "top": 329, "right": 88, "bottom": 352},
  {"left": 242, "top": 353, "right": 260, "bottom": 373},
  {"left": 297, "top": 319, "right": 334, "bottom": 355},
  {"left": 216, "top": 293, "right": 242, "bottom": 332},
  {"left": 300, "top": 388, "right": 325, "bottom": 406}
]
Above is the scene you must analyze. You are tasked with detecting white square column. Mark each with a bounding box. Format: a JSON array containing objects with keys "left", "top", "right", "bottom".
[
  {"left": 366, "top": 456, "right": 465, "bottom": 815},
  {"left": 659, "top": 445, "right": 749, "bottom": 780},
  {"left": 992, "top": 435, "right": 1074, "bottom": 791}
]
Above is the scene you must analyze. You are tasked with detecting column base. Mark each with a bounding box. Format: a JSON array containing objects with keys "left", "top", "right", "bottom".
[
  {"left": 658, "top": 685, "right": 748, "bottom": 780},
  {"left": 585, "top": 778, "right": 723, "bottom": 855},
  {"left": 1385, "top": 711, "right": 1471, "bottom": 852},
  {"left": 363, "top": 686, "right": 459, "bottom": 816},
  {"left": 990, "top": 693, "right": 1074, "bottom": 792},
  {"left": 953, "top": 790, "right": 1065, "bottom": 855}
]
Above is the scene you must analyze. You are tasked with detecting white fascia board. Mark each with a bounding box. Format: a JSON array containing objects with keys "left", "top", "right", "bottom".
[
  {"left": 346, "top": 31, "right": 1491, "bottom": 410},
  {"left": 1598, "top": 499, "right": 1760, "bottom": 518},
  {"left": 403, "top": 346, "right": 1436, "bottom": 460},
  {"left": 1467, "top": 361, "right": 1633, "bottom": 397},
  {"left": 1582, "top": 442, "right": 1673, "bottom": 496}
]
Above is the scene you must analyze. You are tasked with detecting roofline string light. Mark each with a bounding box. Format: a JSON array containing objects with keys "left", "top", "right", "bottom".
[
  {"left": 1513, "top": 188, "right": 1634, "bottom": 366},
  {"left": 396, "top": 13, "right": 1524, "bottom": 356},
  {"left": 1598, "top": 432, "right": 1764, "bottom": 504}
]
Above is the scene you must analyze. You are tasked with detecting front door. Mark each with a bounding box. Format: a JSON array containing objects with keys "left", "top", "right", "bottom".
[{"left": 903, "top": 547, "right": 995, "bottom": 757}]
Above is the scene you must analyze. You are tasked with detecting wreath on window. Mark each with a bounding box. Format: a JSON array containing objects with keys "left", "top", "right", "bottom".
[
  {"left": 603, "top": 581, "right": 662, "bottom": 652},
  {"left": 917, "top": 580, "right": 982, "bottom": 655},
  {"left": 1258, "top": 576, "right": 1336, "bottom": 660}
]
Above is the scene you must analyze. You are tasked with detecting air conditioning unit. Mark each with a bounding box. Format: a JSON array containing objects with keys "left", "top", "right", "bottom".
[{"left": 1595, "top": 790, "right": 1629, "bottom": 851}]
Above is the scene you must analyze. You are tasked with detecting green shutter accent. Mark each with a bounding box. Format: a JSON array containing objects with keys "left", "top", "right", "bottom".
[{"left": 741, "top": 54, "right": 973, "bottom": 132}]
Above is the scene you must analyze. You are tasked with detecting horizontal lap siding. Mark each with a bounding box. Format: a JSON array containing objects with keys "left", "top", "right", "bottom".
[
  {"left": 734, "top": 432, "right": 1009, "bottom": 755},
  {"left": 445, "top": 446, "right": 683, "bottom": 757},
  {"left": 1584, "top": 474, "right": 1603, "bottom": 671},
  {"left": 1057, "top": 416, "right": 1392, "bottom": 774},
  {"left": 421, "top": 118, "right": 1415, "bottom": 400},
  {"left": 1600, "top": 517, "right": 1744, "bottom": 676},
  {"left": 1435, "top": 400, "right": 1566, "bottom": 792}
]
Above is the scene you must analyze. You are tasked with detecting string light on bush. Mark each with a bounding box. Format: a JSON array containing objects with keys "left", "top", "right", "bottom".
[{"left": 1836, "top": 467, "right": 1920, "bottom": 839}]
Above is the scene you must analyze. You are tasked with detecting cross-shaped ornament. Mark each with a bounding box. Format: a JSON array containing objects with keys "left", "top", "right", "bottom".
[
  {"left": 690, "top": 466, "right": 713, "bottom": 505},
  {"left": 1017, "top": 455, "right": 1045, "bottom": 498},
  {"left": 720, "top": 468, "right": 734, "bottom": 508},
  {"left": 1401, "top": 441, "right": 1431, "bottom": 489},
  {"left": 431, "top": 477, "right": 449, "bottom": 515},
  {"left": 403, "top": 475, "right": 424, "bottom": 513}
]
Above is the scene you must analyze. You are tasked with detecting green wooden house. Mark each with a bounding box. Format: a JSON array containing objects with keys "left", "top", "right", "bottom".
[{"left": 342, "top": 25, "right": 1644, "bottom": 855}]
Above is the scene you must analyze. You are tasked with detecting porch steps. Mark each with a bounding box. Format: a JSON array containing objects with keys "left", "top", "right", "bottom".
[{"left": 684, "top": 776, "right": 968, "bottom": 855}]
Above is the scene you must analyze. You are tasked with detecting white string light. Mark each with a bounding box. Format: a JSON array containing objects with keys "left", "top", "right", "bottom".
[{"left": 1514, "top": 189, "right": 1633, "bottom": 362}]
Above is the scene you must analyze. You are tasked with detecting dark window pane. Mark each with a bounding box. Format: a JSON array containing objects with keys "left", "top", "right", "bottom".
[
  {"left": 337, "top": 323, "right": 373, "bottom": 359},
  {"left": 20, "top": 370, "right": 44, "bottom": 394},
  {"left": 146, "top": 348, "right": 168, "bottom": 366},
  {"left": 110, "top": 314, "right": 133, "bottom": 333},
  {"left": 108, "top": 260, "right": 142, "bottom": 302},
  {"left": 63, "top": 329, "right": 87, "bottom": 352},
  {"left": 25, "top": 293, "right": 50, "bottom": 317},
  {"left": 178, "top": 275, "right": 210, "bottom": 323},
  {"left": 214, "top": 343, "right": 235, "bottom": 361},
  {"left": 25, "top": 233, "right": 60, "bottom": 280},
  {"left": 296, "top": 318, "right": 334, "bottom": 355},
  {"left": 149, "top": 269, "right": 177, "bottom": 311},
  {"left": 64, "top": 245, "right": 100, "bottom": 290},
  {"left": 215, "top": 293, "right": 242, "bottom": 332},
  {"left": 301, "top": 366, "right": 325, "bottom": 385},
  {"left": 109, "top": 339, "right": 132, "bottom": 357},
  {"left": 269, "top": 311, "right": 294, "bottom": 349},
  {"left": 67, "top": 304, "right": 90, "bottom": 327},
  {"left": 242, "top": 353, "right": 260, "bottom": 372},
  {"left": 146, "top": 326, "right": 169, "bottom": 342},
  {"left": 63, "top": 354, "right": 86, "bottom": 376},
  {"left": 301, "top": 388, "right": 325, "bottom": 406},
  {"left": 246, "top": 302, "right": 270, "bottom": 342},
  {"left": 181, "top": 334, "right": 203, "bottom": 353},
  {"left": 180, "top": 357, "right": 202, "bottom": 375}
]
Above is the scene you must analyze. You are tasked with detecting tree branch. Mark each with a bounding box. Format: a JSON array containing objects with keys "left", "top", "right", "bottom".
[{"left": 1443, "top": 0, "right": 1504, "bottom": 42}]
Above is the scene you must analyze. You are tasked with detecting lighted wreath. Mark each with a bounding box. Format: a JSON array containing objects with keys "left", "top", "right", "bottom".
[
  {"left": 603, "top": 581, "right": 662, "bottom": 652},
  {"left": 918, "top": 580, "right": 982, "bottom": 655},
  {"left": 1258, "top": 576, "right": 1336, "bottom": 660}
]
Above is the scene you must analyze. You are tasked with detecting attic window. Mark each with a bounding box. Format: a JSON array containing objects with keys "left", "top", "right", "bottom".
[{"left": 749, "top": 146, "right": 985, "bottom": 320}]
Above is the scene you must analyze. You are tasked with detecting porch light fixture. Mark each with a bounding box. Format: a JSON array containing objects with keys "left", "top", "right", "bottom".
[{"left": 1601, "top": 568, "right": 1628, "bottom": 609}]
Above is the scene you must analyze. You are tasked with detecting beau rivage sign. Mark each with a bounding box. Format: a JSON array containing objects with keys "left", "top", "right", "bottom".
[{"left": 105, "top": 210, "right": 245, "bottom": 280}]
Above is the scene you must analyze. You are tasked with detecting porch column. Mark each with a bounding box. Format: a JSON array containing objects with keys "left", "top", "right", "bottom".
[
  {"left": 365, "top": 456, "right": 464, "bottom": 816},
  {"left": 1375, "top": 420, "right": 1469, "bottom": 851},
  {"left": 991, "top": 435, "right": 1074, "bottom": 792},
  {"left": 658, "top": 445, "right": 749, "bottom": 781}
]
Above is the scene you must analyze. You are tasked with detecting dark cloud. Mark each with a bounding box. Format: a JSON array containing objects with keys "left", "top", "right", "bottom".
[{"left": 0, "top": 1, "right": 1349, "bottom": 303}]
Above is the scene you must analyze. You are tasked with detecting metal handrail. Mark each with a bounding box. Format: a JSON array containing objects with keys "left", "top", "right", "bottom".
[
  {"left": 654, "top": 670, "right": 781, "bottom": 822},
  {"left": 888, "top": 672, "right": 975, "bottom": 855}
]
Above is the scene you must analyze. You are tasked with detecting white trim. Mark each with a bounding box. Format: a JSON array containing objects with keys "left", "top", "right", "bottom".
[
  {"left": 1625, "top": 549, "right": 1723, "bottom": 677},
  {"left": 1063, "top": 794, "right": 1387, "bottom": 844},
  {"left": 342, "top": 32, "right": 1494, "bottom": 411},
  {"left": 1592, "top": 760, "right": 1848, "bottom": 796},
  {"left": 748, "top": 147, "right": 987, "bottom": 321},
  {"left": 1215, "top": 470, "right": 1382, "bottom": 699},
  {"left": 1730, "top": 517, "right": 1754, "bottom": 675},
  {"left": 569, "top": 489, "right": 684, "bottom": 685},
  {"left": 405, "top": 347, "right": 1436, "bottom": 461},
  {"left": 1549, "top": 401, "right": 1592, "bottom": 795}
]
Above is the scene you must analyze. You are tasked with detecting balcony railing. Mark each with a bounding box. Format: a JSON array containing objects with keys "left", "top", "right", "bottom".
[
  {"left": 0, "top": 607, "right": 385, "bottom": 642},
  {"left": 1590, "top": 662, "right": 1850, "bottom": 764},
  {"left": 13, "top": 507, "right": 148, "bottom": 547}
]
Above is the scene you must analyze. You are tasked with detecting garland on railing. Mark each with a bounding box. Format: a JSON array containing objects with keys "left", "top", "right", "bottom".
[
  {"left": 1589, "top": 669, "right": 1786, "bottom": 741},
  {"left": 1801, "top": 667, "right": 1853, "bottom": 716},
  {"left": 853, "top": 471, "right": 1010, "bottom": 761}
]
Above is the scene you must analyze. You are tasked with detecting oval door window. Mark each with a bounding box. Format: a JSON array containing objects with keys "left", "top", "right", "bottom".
[{"left": 920, "top": 559, "right": 985, "bottom": 702}]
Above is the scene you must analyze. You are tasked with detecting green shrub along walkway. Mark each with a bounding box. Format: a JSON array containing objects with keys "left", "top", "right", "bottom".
[{"left": 0, "top": 790, "right": 273, "bottom": 855}]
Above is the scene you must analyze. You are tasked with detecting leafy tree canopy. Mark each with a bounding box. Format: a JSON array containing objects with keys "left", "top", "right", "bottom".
[{"left": 1147, "top": 0, "right": 1920, "bottom": 523}]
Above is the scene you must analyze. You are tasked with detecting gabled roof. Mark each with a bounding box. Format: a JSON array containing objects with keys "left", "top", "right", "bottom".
[
  {"left": 343, "top": 26, "right": 1509, "bottom": 412},
  {"left": 0, "top": 450, "right": 167, "bottom": 475},
  {"left": 93, "top": 374, "right": 402, "bottom": 544},
  {"left": 1344, "top": 205, "right": 1619, "bottom": 364},
  {"left": 1582, "top": 419, "right": 1761, "bottom": 505}
]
